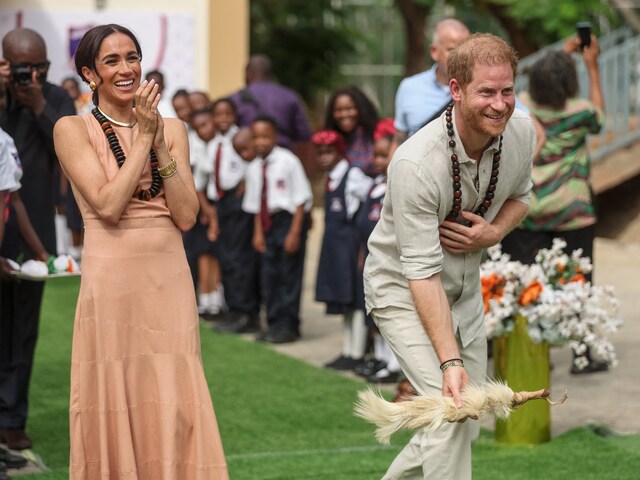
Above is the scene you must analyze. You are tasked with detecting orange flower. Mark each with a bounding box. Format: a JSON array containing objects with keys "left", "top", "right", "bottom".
[
  {"left": 569, "top": 273, "right": 587, "bottom": 283},
  {"left": 518, "top": 280, "right": 543, "bottom": 306},
  {"left": 482, "top": 274, "right": 505, "bottom": 313}
]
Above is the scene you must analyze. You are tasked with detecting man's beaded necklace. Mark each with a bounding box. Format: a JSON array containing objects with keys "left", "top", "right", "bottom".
[
  {"left": 92, "top": 108, "right": 163, "bottom": 200},
  {"left": 444, "top": 104, "right": 502, "bottom": 222}
]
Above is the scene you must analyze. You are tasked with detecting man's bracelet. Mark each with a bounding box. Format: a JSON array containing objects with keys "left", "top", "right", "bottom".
[{"left": 440, "top": 358, "right": 464, "bottom": 372}]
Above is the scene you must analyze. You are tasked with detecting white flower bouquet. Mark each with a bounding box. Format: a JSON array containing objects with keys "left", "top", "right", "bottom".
[{"left": 480, "top": 239, "right": 622, "bottom": 370}]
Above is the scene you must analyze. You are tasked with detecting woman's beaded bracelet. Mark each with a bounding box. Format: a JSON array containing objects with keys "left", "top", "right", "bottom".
[
  {"left": 158, "top": 158, "right": 178, "bottom": 178},
  {"left": 440, "top": 358, "right": 464, "bottom": 372}
]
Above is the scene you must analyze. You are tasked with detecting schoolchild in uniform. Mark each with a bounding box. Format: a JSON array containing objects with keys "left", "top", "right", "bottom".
[
  {"left": 172, "top": 90, "right": 203, "bottom": 289},
  {"left": 190, "top": 107, "right": 225, "bottom": 317},
  {"left": 231, "top": 127, "right": 255, "bottom": 164},
  {"left": 195, "top": 99, "right": 261, "bottom": 334},
  {"left": 312, "top": 130, "right": 373, "bottom": 370},
  {"left": 354, "top": 119, "right": 402, "bottom": 383},
  {"left": 242, "top": 115, "right": 312, "bottom": 344},
  {"left": 0, "top": 124, "right": 49, "bottom": 265},
  {"left": 1, "top": 127, "right": 50, "bottom": 424}
]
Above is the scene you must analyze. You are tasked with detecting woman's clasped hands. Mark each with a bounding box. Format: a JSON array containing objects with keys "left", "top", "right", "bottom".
[{"left": 133, "top": 78, "right": 165, "bottom": 148}]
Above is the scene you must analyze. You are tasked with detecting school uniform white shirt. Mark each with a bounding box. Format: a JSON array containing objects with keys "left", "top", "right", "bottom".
[
  {"left": 243, "top": 145, "right": 312, "bottom": 215},
  {"left": 157, "top": 97, "right": 175, "bottom": 118},
  {"left": 188, "top": 127, "right": 204, "bottom": 170},
  {"left": 193, "top": 125, "right": 247, "bottom": 201},
  {"left": 326, "top": 159, "right": 373, "bottom": 220},
  {"left": 369, "top": 174, "right": 387, "bottom": 199},
  {"left": 0, "top": 128, "right": 22, "bottom": 193}
]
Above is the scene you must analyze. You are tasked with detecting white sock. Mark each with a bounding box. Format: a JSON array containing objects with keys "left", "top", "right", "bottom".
[
  {"left": 350, "top": 309, "right": 367, "bottom": 360},
  {"left": 198, "top": 292, "right": 210, "bottom": 314},
  {"left": 55, "top": 214, "right": 71, "bottom": 255},
  {"left": 381, "top": 339, "right": 401, "bottom": 372},
  {"left": 207, "top": 290, "right": 221, "bottom": 314},
  {"left": 373, "top": 333, "right": 386, "bottom": 362},
  {"left": 342, "top": 311, "right": 353, "bottom": 357},
  {"left": 217, "top": 284, "right": 227, "bottom": 311}
]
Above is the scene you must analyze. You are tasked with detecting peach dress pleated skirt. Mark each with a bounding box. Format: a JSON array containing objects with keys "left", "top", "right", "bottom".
[{"left": 68, "top": 116, "right": 228, "bottom": 479}]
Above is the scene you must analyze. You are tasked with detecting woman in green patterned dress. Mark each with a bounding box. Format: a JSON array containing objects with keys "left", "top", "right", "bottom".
[{"left": 501, "top": 34, "right": 605, "bottom": 373}]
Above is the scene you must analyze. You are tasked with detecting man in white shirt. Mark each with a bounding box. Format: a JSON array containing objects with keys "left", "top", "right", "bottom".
[{"left": 364, "top": 34, "right": 535, "bottom": 479}]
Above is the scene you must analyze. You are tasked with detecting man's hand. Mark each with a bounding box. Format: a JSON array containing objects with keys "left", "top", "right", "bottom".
[
  {"left": 442, "top": 365, "right": 468, "bottom": 408},
  {"left": 11, "top": 70, "right": 46, "bottom": 117},
  {"left": 443, "top": 366, "right": 479, "bottom": 422},
  {"left": 439, "top": 211, "right": 500, "bottom": 254},
  {"left": 0, "top": 58, "right": 10, "bottom": 85}
]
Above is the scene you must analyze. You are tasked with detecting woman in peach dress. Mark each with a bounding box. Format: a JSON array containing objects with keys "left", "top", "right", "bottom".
[{"left": 53, "top": 24, "right": 228, "bottom": 479}]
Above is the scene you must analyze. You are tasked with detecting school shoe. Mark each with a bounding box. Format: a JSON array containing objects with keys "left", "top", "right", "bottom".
[
  {"left": 570, "top": 359, "right": 608, "bottom": 374},
  {"left": 325, "top": 355, "right": 362, "bottom": 371},
  {"left": 354, "top": 359, "right": 386, "bottom": 377},
  {"left": 258, "top": 329, "right": 299, "bottom": 344},
  {"left": 0, "top": 429, "right": 31, "bottom": 451},
  {"left": 570, "top": 348, "right": 609, "bottom": 375},
  {"left": 214, "top": 312, "right": 260, "bottom": 334},
  {"left": 367, "top": 368, "right": 402, "bottom": 384},
  {"left": 201, "top": 309, "right": 228, "bottom": 323},
  {"left": 0, "top": 447, "right": 27, "bottom": 468}
]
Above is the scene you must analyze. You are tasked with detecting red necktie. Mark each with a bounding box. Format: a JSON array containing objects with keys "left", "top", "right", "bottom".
[
  {"left": 260, "top": 160, "right": 272, "bottom": 232},
  {"left": 214, "top": 142, "right": 224, "bottom": 199},
  {"left": 325, "top": 175, "right": 331, "bottom": 192}
]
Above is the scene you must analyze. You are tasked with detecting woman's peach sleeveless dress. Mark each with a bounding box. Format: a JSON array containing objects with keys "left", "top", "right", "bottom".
[{"left": 68, "top": 114, "right": 228, "bottom": 479}]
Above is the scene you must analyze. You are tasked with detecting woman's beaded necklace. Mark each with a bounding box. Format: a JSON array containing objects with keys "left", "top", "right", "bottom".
[
  {"left": 92, "top": 108, "right": 162, "bottom": 201},
  {"left": 444, "top": 104, "right": 502, "bottom": 222}
]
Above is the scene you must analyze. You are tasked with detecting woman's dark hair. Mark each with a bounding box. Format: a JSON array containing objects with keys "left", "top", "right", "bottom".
[
  {"left": 74, "top": 24, "right": 142, "bottom": 106},
  {"left": 528, "top": 50, "right": 578, "bottom": 110},
  {"left": 323, "top": 86, "right": 379, "bottom": 140}
]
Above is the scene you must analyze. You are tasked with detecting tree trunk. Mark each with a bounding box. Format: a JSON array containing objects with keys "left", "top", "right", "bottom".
[
  {"left": 395, "top": 0, "right": 430, "bottom": 77},
  {"left": 478, "top": 1, "right": 539, "bottom": 57}
]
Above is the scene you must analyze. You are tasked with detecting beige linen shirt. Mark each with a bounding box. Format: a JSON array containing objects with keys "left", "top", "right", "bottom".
[{"left": 364, "top": 107, "right": 535, "bottom": 347}]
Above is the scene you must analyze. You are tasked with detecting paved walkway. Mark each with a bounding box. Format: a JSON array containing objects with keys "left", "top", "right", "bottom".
[{"left": 268, "top": 208, "right": 640, "bottom": 437}]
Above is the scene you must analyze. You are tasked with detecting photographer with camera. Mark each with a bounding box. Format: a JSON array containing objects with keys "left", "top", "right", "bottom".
[{"left": 0, "top": 28, "right": 75, "bottom": 451}]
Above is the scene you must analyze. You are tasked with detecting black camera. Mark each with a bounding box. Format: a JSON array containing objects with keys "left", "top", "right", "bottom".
[{"left": 10, "top": 65, "right": 34, "bottom": 85}]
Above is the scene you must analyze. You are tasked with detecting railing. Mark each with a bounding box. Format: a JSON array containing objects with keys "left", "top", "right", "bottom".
[{"left": 516, "top": 27, "right": 640, "bottom": 162}]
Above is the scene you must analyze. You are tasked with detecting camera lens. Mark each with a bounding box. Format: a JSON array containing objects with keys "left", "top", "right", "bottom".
[{"left": 11, "top": 66, "right": 33, "bottom": 85}]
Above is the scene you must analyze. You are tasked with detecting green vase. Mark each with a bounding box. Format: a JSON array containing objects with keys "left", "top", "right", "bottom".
[{"left": 493, "top": 314, "right": 550, "bottom": 444}]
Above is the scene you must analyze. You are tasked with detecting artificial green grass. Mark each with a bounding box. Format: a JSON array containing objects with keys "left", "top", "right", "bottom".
[{"left": 23, "top": 277, "right": 640, "bottom": 479}]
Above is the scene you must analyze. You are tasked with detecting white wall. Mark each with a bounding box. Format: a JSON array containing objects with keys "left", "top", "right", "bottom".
[{"left": 0, "top": 0, "right": 211, "bottom": 100}]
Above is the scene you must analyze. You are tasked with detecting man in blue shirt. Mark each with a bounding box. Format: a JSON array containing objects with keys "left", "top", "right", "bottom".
[{"left": 389, "top": 19, "right": 470, "bottom": 158}]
